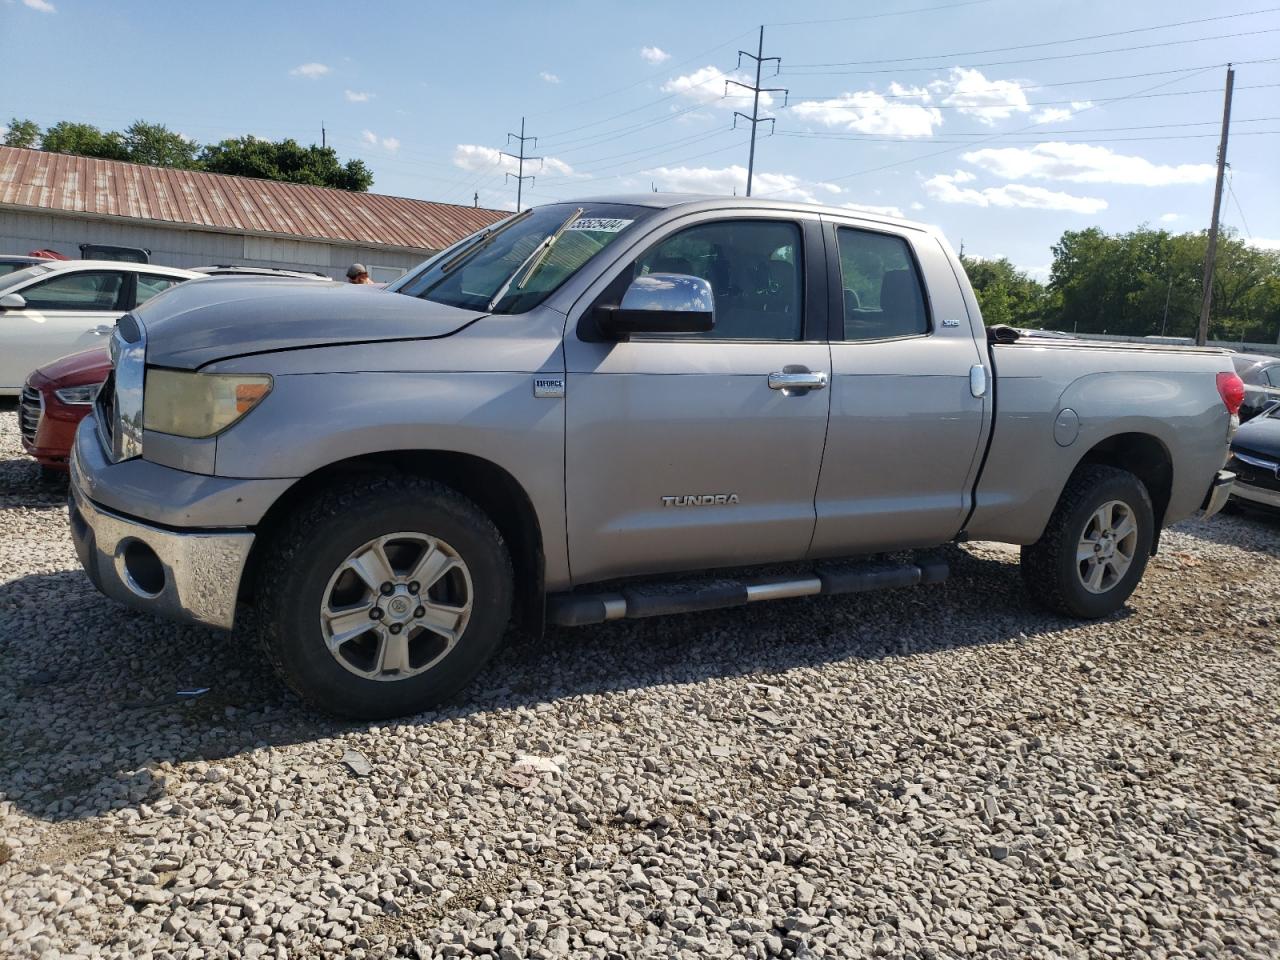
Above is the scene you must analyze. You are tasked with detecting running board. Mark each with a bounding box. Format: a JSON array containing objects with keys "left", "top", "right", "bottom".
[{"left": 548, "top": 556, "right": 949, "bottom": 627}]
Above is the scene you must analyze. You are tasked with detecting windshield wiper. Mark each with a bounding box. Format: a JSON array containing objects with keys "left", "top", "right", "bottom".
[
  {"left": 440, "top": 208, "right": 533, "bottom": 275},
  {"left": 486, "top": 208, "right": 584, "bottom": 312}
]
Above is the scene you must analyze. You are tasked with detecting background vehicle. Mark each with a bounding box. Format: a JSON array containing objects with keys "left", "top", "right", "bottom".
[
  {"left": 0, "top": 260, "right": 199, "bottom": 394},
  {"left": 0, "top": 254, "right": 53, "bottom": 277},
  {"left": 1227, "top": 402, "right": 1280, "bottom": 512},
  {"left": 1231, "top": 352, "right": 1280, "bottom": 422},
  {"left": 191, "top": 265, "right": 331, "bottom": 280},
  {"left": 69, "top": 196, "right": 1238, "bottom": 720},
  {"left": 19, "top": 269, "right": 331, "bottom": 469},
  {"left": 79, "top": 243, "right": 151, "bottom": 263},
  {"left": 20, "top": 346, "right": 109, "bottom": 477}
]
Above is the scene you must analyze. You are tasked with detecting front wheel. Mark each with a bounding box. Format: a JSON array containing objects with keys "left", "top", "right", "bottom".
[
  {"left": 1020, "top": 465, "right": 1154, "bottom": 619},
  {"left": 256, "top": 475, "right": 513, "bottom": 719}
]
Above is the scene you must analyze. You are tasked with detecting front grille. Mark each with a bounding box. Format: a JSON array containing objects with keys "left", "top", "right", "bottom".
[
  {"left": 19, "top": 386, "right": 42, "bottom": 445},
  {"left": 95, "top": 370, "right": 115, "bottom": 450},
  {"left": 1229, "top": 452, "right": 1280, "bottom": 492}
]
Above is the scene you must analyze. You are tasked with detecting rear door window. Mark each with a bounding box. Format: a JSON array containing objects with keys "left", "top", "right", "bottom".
[
  {"left": 135, "top": 274, "right": 185, "bottom": 306},
  {"left": 835, "top": 227, "right": 929, "bottom": 341},
  {"left": 20, "top": 270, "right": 127, "bottom": 311}
]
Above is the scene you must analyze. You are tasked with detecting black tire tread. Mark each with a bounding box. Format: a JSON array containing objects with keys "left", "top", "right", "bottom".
[
  {"left": 254, "top": 473, "right": 511, "bottom": 713},
  {"left": 1020, "top": 464, "right": 1152, "bottom": 618}
]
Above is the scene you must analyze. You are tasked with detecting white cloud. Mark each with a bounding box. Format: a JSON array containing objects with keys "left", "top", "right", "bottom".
[
  {"left": 1160, "top": 212, "right": 1182, "bottom": 223},
  {"left": 924, "top": 172, "right": 1107, "bottom": 213},
  {"left": 540, "top": 71, "right": 560, "bottom": 84},
  {"left": 962, "top": 142, "right": 1216, "bottom": 186},
  {"left": 453, "top": 144, "right": 574, "bottom": 177},
  {"left": 1032, "top": 101, "right": 1092, "bottom": 125},
  {"left": 290, "top": 62, "right": 330, "bottom": 79},
  {"left": 641, "top": 46, "right": 671, "bottom": 63},
  {"left": 662, "top": 66, "right": 772, "bottom": 109},
  {"left": 641, "top": 164, "right": 840, "bottom": 203},
  {"left": 937, "top": 68, "right": 1030, "bottom": 125},
  {"left": 361, "top": 130, "right": 399, "bottom": 151},
  {"left": 791, "top": 84, "right": 941, "bottom": 137},
  {"left": 1248, "top": 237, "right": 1280, "bottom": 251},
  {"left": 345, "top": 89, "right": 373, "bottom": 102},
  {"left": 0, "top": 125, "right": 7, "bottom": 140},
  {"left": 910, "top": 201, "right": 925, "bottom": 211},
  {"left": 23, "top": 0, "right": 56, "bottom": 11},
  {"left": 841, "top": 202, "right": 906, "bottom": 218}
]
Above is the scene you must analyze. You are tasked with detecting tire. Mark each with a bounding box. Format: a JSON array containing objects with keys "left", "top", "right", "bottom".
[
  {"left": 256, "top": 474, "right": 513, "bottom": 720},
  {"left": 1020, "top": 464, "right": 1154, "bottom": 619}
]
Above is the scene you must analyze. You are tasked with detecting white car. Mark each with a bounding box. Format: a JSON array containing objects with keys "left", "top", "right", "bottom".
[{"left": 0, "top": 260, "right": 201, "bottom": 394}]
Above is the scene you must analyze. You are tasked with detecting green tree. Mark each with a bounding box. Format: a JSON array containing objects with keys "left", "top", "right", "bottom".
[
  {"left": 122, "top": 120, "right": 200, "bottom": 169},
  {"left": 3, "top": 118, "right": 40, "bottom": 148},
  {"left": 40, "top": 121, "right": 128, "bottom": 160},
  {"left": 960, "top": 255, "right": 1053, "bottom": 328},
  {"left": 198, "top": 136, "right": 373, "bottom": 191}
]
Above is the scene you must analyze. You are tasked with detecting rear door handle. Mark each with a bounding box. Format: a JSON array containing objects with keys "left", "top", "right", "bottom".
[
  {"left": 92, "top": 325, "right": 113, "bottom": 336},
  {"left": 768, "top": 370, "right": 828, "bottom": 393}
]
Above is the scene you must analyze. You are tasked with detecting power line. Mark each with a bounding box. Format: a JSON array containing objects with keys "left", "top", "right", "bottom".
[
  {"left": 786, "top": 7, "right": 1280, "bottom": 67},
  {"left": 774, "top": 130, "right": 1280, "bottom": 144},
  {"left": 773, "top": 116, "right": 1280, "bottom": 137},
  {"left": 789, "top": 82, "right": 1280, "bottom": 109},
  {"left": 767, "top": 0, "right": 994, "bottom": 27},
  {"left": 760, "top": 64, "right": 1224, "bottom": 194},
  {"left": 1226, "top": 171, "right": 1254, "bottom": 239},
  {"left": 781, "top": 27, "right": 1280, "bottom": 76}
]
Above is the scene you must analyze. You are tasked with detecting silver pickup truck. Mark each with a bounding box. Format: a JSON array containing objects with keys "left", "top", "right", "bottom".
[{"left": 67, "top": 196, "right": 1240, "bottom": 718}]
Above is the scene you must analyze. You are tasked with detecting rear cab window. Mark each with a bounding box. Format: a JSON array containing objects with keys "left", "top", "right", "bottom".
[{"left": 835, "top": 227, "right": 930, "bottom": 341}]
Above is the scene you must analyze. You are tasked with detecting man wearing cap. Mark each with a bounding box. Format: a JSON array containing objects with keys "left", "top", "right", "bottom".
[{"left": 346, "top": 263, "right": 374, "bottom": 284}]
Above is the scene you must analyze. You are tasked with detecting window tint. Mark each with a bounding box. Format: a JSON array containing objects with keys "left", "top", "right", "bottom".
[
  {"left": 21, "top": 271, "right": 125, "bottom": 311},
  {"left": 1265, "top": 365, "right": 1280, "bottom": 387},
  {"left": 836, "top": 227, "right": 928, "bottom": 341},
  {"left": 633, "top": 219, "right": 803, "bottom": 340},
  {"left": 136, "top": 274, "right": 184, "bottom": 306}
]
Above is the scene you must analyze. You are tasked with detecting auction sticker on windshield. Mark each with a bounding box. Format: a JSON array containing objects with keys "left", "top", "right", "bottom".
[{"left": 568, "top": 218, "right": 634, "bottom": 233}]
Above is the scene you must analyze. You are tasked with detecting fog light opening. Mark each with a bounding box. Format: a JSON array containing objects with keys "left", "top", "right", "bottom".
[{"left": 121, "top": 539, "right": 165, "bottom": 597}]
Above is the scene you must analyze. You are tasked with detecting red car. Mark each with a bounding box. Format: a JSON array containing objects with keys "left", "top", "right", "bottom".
[{"left": 19, "top": 345, "right": 110, "bottom": 476}]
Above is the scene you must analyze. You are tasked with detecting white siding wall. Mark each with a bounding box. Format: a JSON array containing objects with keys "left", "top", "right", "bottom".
[{"left": 0, "top": 210, "right": 428, "bottom": 280}]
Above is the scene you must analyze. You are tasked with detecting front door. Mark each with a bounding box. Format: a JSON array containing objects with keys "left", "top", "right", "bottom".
[
  {"left": 0, "top": 269, "right": 127, "bottom": 390},
  {"left": 564, "top": 213, "right": 831, "bottom": 585},
  {"left": 810, "top": 219, "right": 989, "bottom": 555}
]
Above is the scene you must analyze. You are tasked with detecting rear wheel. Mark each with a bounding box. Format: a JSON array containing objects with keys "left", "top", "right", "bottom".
[
  {"left": 1021, "top": 465, "right": 1154, "bottom": 619},
  {"left": 256, "top": 475, "right": 512, "bottom": 719}
]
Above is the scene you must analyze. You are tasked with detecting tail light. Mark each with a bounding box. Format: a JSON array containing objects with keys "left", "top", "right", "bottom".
[{"left": 1217, "top": 371, "right": 1245, "bottom": 415}]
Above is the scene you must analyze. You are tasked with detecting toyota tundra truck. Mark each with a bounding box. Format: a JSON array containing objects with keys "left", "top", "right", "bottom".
[{"left": 67, "top": 196, "right": 1241, "bottom": 719}]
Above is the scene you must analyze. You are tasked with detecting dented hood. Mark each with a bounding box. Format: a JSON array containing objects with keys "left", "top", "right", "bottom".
[{"left": 136, "top": 277, "right": 484, "bottom": 369}]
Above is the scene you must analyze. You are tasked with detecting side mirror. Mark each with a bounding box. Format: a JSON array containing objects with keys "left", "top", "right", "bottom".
[
  {"left": 593, "top": 273, "right": 714, "bottom": 339},
  {"left": 0, "top": 293, "right": 26, "bottom": 311}
]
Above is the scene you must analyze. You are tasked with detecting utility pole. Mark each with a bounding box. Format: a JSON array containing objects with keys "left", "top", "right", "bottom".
[
  {"left": 502, "top": 117, "right": 541, "bottom": 213},
  {"left": 1161, "top": 273, "right": 1173, "bottom": 337},
  {"left": 727, "top": 26, "right": 788, "bottom": 197},
  {"left": 1196, "top": 64, "right": 1234, "bottom": 346},
  {"left": 321, "top": 122, "right": 326, "bottom": 149},
  {"left": 473, "top": 191, "right": 479, "bottom": 208}
]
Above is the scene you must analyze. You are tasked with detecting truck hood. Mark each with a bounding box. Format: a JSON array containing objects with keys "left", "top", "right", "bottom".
[{"left": 136, "top": 277, "right": 485, "bottom": 369}]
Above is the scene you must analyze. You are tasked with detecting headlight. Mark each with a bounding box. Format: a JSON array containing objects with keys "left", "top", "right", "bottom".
[
  {"left": 143, "top": 370, "right": 272, "bottom": 438},
  {"left": 55, "top": 384, "right": 101, "bottom": 405}
]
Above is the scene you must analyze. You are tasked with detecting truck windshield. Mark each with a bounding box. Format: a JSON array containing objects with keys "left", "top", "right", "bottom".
[{"left": 391, "top": 203, "right": 651, "bottom": 314}]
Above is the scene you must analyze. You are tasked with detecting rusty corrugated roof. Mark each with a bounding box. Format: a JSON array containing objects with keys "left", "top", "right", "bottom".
[{"left": 0, "top": 146, "right": 508, "bottom": 251}]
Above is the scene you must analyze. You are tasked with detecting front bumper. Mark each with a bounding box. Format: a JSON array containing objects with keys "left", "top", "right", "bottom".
[
  {"left": 69, "top": 446, "right": 254, "bottom": 630},
  {"left": 1232, "top": 480, "right": 1280, "bottom": 511},
  {"left": 1200, "top": 470, "right": 1235, "bottom": 520}
]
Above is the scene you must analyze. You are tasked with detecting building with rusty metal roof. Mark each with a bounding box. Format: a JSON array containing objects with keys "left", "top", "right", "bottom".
[{"left": 0, "top": 146, "right": 508, "bottom": 281}]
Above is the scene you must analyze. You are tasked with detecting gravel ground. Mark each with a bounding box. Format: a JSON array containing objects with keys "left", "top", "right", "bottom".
[{"left": 1, "top": 404, "right": 1278, "bottom": 960}]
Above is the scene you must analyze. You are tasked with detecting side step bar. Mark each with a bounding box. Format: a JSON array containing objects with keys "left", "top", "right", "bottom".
[{"left": 548, "top": 556, "right": 949, "bottom": 627}]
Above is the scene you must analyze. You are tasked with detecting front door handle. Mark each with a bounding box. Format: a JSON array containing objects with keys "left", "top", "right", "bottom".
[
  {"left": 92, "top": 325, "right": 113, "bottom": 336},
  {"left": 768, "top": 369, "right": 828, "bottom": 394}
]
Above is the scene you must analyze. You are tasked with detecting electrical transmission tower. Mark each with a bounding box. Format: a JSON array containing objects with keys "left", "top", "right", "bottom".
[
  {"left": 727, "top": 26, "right": 788, "bottom": 197},
  {"left": 502, "top": 117, "right": 542, "bottom": 212}
]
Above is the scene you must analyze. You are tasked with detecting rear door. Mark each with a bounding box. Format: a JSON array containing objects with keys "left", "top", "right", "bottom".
[
  {"left": 810, "top": 218, "right": 988, "bottom": 555},
  {"left": 563, "top": 211, "right": 832, "bottom": 584},
  {"left": 0, "top": 268, "right": 128, "bottom": 391}
]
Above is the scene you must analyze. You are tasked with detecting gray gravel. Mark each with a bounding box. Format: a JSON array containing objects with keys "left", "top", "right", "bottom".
[{"left": 2, "top": 404, "right": 1278, "bottom": 959}]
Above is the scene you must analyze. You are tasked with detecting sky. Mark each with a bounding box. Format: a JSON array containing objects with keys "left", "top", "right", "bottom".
[{"left": 1, "top": 0, "right": 1277, "bottom": 276}]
